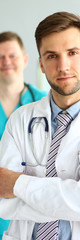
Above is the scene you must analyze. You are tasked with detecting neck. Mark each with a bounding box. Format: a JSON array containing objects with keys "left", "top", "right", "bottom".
[
  {"left": 51, "top": 89, "right": 80, "bottom": 109},
  {"left": 0, "top": 81, "right": 28, "bottom": 118},
  {"left": 0, "top": 81, "right": 25, "bottom": 101}
]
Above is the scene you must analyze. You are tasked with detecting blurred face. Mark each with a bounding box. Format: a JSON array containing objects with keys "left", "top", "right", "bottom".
[
  {"left": 0, "top": 40, "right": 28, "bottom": 84},
  {"left": 39, "top": 27, "right": 80, "bottom": 100}
]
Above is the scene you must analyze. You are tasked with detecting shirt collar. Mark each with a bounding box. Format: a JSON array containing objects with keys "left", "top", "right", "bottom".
[{"left": 50, "top": 91, "right": 80, "bottom": 120}]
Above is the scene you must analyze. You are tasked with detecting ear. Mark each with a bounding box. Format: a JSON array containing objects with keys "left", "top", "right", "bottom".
[
  {"left": 24, "top": 54, "right": 28, "bottom": 68},
  {"left": 39, "top": 57, "right": 45, "bottom": 73}
]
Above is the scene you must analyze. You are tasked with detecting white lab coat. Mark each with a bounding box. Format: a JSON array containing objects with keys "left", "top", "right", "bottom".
[{"left": 0, "top": 92, "right": 80, "bottom": 239}]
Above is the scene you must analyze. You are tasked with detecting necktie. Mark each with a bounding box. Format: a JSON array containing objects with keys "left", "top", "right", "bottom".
[{"left": 36, "top": 112, "right": 72, "bottom": 240}]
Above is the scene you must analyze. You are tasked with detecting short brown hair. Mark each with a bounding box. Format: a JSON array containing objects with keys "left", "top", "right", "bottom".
[
  {"left": 35, "top": 11, "right": 80, "bottom": 54},
  {"left": 0, "top": 31, "right": 25, "bottom": 53}
]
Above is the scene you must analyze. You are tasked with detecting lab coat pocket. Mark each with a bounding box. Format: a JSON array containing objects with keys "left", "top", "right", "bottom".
[{"left": 2, "top": 232, "right": 19, "bottom": 239}]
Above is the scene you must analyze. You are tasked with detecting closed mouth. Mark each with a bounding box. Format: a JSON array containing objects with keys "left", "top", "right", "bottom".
[
  {"left": 57, "top": 76, "right": 74, "bottom": 81},
  {"left": 1, "top": 67, "right": 14, "bottom": 71}
]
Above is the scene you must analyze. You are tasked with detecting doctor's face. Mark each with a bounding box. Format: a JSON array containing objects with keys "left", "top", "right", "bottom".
[
  {"left": 0, "top": 40, "right": 28, "bottom": 84},
  {"left": 39, "top": 27, "right": 80, "bottom": 99}
]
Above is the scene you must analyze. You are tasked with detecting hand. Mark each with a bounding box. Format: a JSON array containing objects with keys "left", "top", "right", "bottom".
[{"left": 0, "top": 168, "right": 23, "bottom": 198}]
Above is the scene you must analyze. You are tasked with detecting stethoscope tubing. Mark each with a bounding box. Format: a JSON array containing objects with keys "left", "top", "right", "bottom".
[{"left": 21, "top": 116, "right": 49, "bottom": 167}]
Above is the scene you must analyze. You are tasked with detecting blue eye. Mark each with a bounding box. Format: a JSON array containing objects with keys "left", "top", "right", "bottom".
[
  {"left": 10, "top": 55, "right": 16, "bottom": 58},
  {"left": 69, "top": 51, "right": 77, "bottom": 56}
]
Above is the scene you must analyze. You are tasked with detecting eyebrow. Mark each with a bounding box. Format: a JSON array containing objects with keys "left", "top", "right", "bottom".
[
  {"left": 67, "top": 47, "right": 80, "bottom": 51},
  {"left": 42, "top": 51, "right": 56, "bottom": 56},
  {"left": 42, "top": 47, "right": 80, "bottom": 56}
]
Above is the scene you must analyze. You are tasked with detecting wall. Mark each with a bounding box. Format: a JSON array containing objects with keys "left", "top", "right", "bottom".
[{"left": 0, "top": 0, "right": 80, "bottom": 89}]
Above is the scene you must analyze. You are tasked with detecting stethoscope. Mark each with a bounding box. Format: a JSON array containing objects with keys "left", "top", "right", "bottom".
[
  {"left": 26, "top": 83, "right": 36, "bottom": 102},
  {"left": 20, "top": 83, "right": 36, "bottom": 105},
  {"left": 21, "top": 117, "right": 49, "bottom": 167}
]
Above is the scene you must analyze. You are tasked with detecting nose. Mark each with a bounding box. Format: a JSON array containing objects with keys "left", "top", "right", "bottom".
[
  {"left": 2, "top": 56, "right": 11, "bottom": 65},
  {"left": 57, "top": 56, "right": 70, "bottom": 73}
]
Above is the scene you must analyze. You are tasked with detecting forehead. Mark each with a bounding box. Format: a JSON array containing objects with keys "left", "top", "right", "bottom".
[
  {"left": 40, "top": 27, "right": 80, "bottom": 55},
  {"left": 0, "top": 40, "right": 22, "bottom": 54}
]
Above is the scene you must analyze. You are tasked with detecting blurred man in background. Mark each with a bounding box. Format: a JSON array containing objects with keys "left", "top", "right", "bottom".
[{"left": 0, "top": 31, "right": 47, "bottom": 239}]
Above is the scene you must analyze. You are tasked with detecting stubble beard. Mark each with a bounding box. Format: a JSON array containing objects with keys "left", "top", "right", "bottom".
[{"left": 47, "top": 77, "right": 80, "bottom": 96}]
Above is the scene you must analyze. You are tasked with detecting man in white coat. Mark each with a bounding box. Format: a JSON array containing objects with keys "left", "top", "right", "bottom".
[{"left": 0, "top": 11, "right": 80, "bottom": 240}]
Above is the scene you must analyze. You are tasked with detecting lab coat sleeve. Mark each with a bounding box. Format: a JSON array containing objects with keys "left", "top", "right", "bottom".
[
  {"left": 1, "top": 174, "right": 80, "bottom": 222},
  {"left": 13, "top": 174, "right": 80, "bottom": 222}
]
